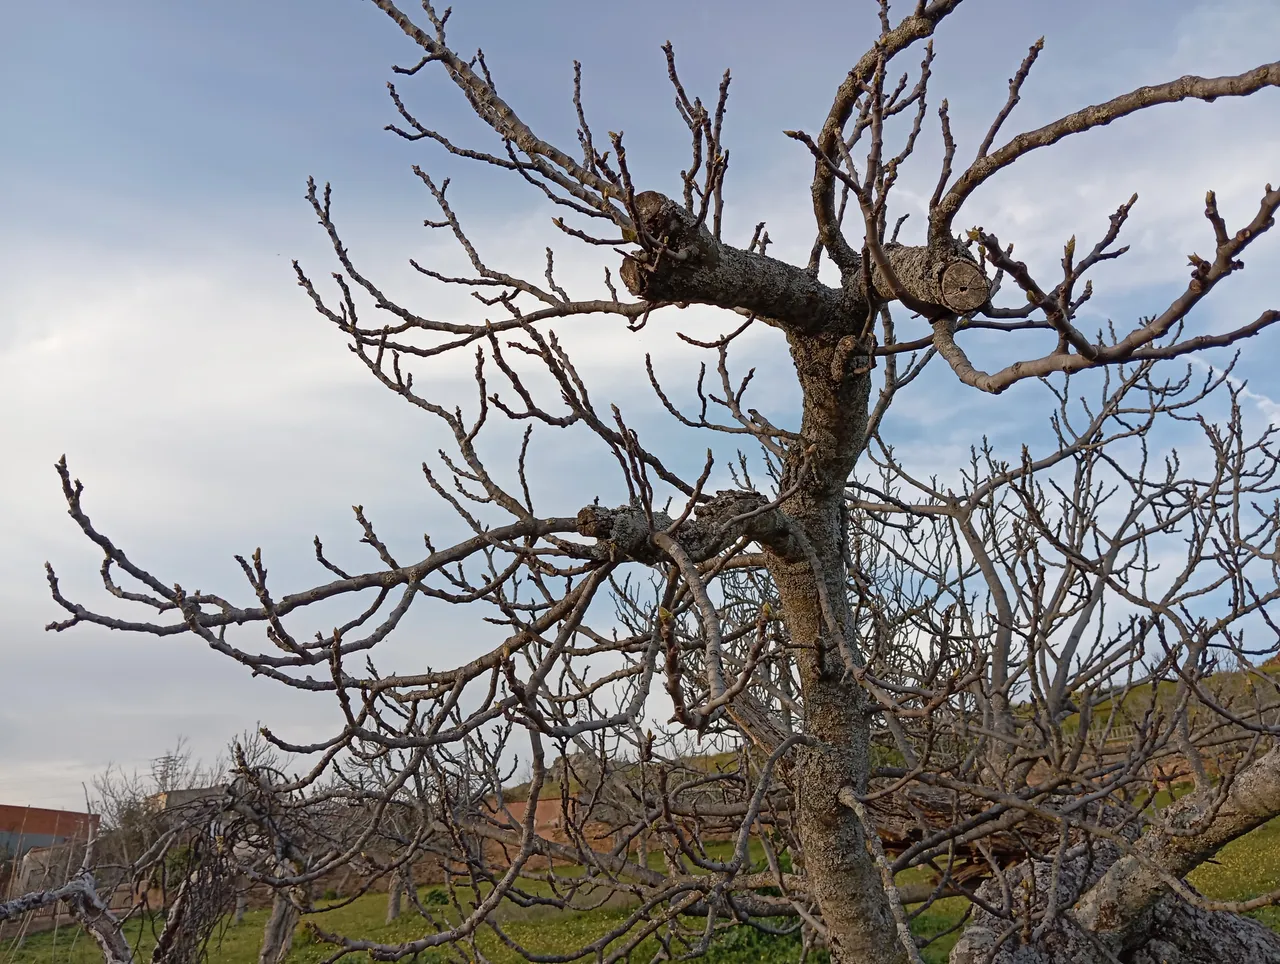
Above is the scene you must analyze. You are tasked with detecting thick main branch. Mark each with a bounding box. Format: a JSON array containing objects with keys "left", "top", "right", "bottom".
[
  {"left": 619, "top": 191, "right": 987, "bottom": 332},
  {"left": 1073, "top": 746, "right": 1280, "bottom": 950}
]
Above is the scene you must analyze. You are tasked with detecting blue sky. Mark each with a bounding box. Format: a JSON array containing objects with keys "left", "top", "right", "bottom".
[{"left": 2, "top": 0, "right": 1277, "bottom": 808}]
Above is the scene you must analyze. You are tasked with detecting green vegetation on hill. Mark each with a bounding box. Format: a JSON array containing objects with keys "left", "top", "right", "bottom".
[{"left": 1060, "top": 665, "right": 1280, "bottom": 737}]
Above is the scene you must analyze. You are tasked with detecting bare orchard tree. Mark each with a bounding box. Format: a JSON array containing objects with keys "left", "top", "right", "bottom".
[
  {"left": 0, "top": 832, "right": 135, "bottom": 964},
  {"left": 215, "top": 733, "right": 500, "bottom": 962},
  {"left": 0, "top": 776, "right": 239, "bottom": 964},
  {"left": 43, "top": 2, "right": 1280, "bottom": 962}
]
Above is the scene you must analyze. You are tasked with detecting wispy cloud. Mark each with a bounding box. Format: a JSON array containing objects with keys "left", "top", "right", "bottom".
[{"left": 1188, "top": 357, "right": 1280, "bottom": 428}]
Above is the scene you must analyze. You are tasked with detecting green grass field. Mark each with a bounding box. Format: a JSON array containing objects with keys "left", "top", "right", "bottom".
[{"left": 7, "top": 816, "right": 1279, "bottom": 964}]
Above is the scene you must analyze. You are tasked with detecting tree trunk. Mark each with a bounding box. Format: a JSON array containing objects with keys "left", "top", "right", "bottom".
[
  {"left": 257, "top": 891, "right": 298, "bottom": 964},
  {"left": 771, "top": 523, "right": 908, "bottom": 964},
  {"left": 764, "top": 329, "right": 909, "bottom": 964},
  {"left": 385, "top": 868, "right": 403, "bottom": 923},
  {"left": 792, "top": 678, "right": 906, "bottom": 964},
  {"left": 954, "top": 901, "right": 1280, "bottom": 963},
  {"left": 232, "top": 891, "right": 247, "bottom": 926}
]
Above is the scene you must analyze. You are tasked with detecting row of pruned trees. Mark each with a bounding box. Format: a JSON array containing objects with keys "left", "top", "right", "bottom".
[{"left": 0, "top": 737, "right": 466, "bottom": 964}]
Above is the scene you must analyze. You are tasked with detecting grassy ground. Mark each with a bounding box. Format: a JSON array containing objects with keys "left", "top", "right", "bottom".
[
  {"left": 4, "top": 895, "right": 820, "bottom": 964},
  {"left": 1188, "top": 813, "right": 1280, "bottom": 932},
  {"left": 7, "top": 817, "right": 1279, "bottom": 964}
]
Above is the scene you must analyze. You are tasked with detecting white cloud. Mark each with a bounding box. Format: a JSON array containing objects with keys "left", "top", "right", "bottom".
[{"left": 1188, "top": 357, "right": 1280, "bottom": 428}]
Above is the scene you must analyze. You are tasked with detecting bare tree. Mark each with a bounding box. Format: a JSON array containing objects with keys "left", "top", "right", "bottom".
[
  {"left": 0, "top": 832, "right": 135, "bottom": 964},
  {"left": 1, "top": 756, "right": 237, "bottom": 964},
  {"left": 43, "top": 2, "right": 1280, "bottom": 962}
]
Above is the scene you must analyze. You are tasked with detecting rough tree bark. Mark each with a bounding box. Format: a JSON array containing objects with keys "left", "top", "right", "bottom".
[
  {"left": 950, "top": 851, "right": 1280, "bottom": 964},
  {"left": 954, "top": 747, "right": 1280, "bottom": 964},
  {"left": 767, "top": 336, "right": 895, "bottom": 962}
]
